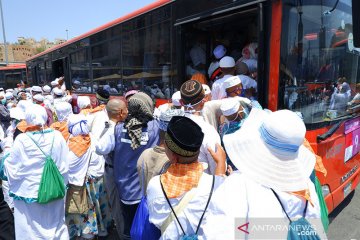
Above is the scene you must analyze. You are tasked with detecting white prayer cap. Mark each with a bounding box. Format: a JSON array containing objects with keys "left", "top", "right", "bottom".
[
  {"left": 0, "top": 87, "right": 3, "bottom": 91},
  {"left": 213, "top": 45, "right": 227, "bottom": 60},
  {"left": 10, "top": 107, "right": 25, "bottom": 120},
  {"left": 73, "top": 80, "right": 81, "bottom": 85},
  {"left": 5, "top": 89, "right": 14, "bottom": 93},
  {"left": 5, "top": 92, "right": 13, "bottom": 100},
  {"left": 219, "top": 56, "right": 235, "bottom": 68},
  {"left": 54, "top": 102, "right": 73, "bottom": 122},
  {"left": 220, "top": 98, "right": 240, "bottom": 116},
  {"left": 25, "top": 104, "right": 47, "bottom": 126},
  {"left": 223, "top": 76, "right": 242, "bottom": 90},
  {"left": 171, "top": 91, "right": 182, "bottom": 107},
  {"left": 242, "top": 59, "right": 258, "bottom": 73},
  {"left": 31, "top": 86, "right": 42, "bottom": 93},
  {"left": 53, "top": 87, "right": 64, "bottom": 96},
  {"left": 68, "top": 114, "right": 89, "bottom": 136},
  {"left": 42, "top": 85, "right": 51, "bottom": 93},
  {"left": 202, "top": 84, "right": 211, "bottom": 95},
  {"left": 51, "top": 80, "right": 59, "bottom": 86},
  {"left": 77, "top": 96, "right": 91, "bottom": 109},
  {"left": 33, "top": 94, "right": 44, "bottom": 102}
]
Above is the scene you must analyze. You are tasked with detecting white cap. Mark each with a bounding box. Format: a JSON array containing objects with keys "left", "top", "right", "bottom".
[
  {"left": 73, "top": 80, "right": 81, "bottom": 85},
  {"left": 5, "top": 89, "right": 14, "bottom": 93},
  {"left": 5, "top": 92, "right": 13, "bottom": 100},
  {"left": 202, "top": 84, "right": 211, "bottom": 95},
  {"left": 53, "top": 88, "right": 64, "bottom": 96},
  {"left": 171, "top": 91, "right": 181, "bottom": 107},
  {"left": 31, "top": 86, "right": 42, "bottom": 93},
  {"left": 219, "top": 56, "right": 235, "bottom": 68},
  {"left": 223, "top": 76, "right": 242, "bottom": 90},
  {"left": 42, "top": 85, "right": 51, "bottom": 93},
  {"left": 242, "top": 59, "right": 258, "bottom": 73},
  {"left": 33, "top": 94, "right": 44, "bottom": 102},
  {"left": 213, "top": 45, "right": 227, "bottom": 60},
  {"left": 77, "top": 96, "right": 91, "bottom": 109},
  {"left": 51, "top": 80, "right": 59, "bottom": 86},
  {"left": 220, "top": 98, "right": 240, "bottom": 116}
]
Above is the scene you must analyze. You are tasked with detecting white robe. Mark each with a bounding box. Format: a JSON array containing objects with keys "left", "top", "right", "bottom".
[
  {"left": 185, "top": 114, "right": 221, "bottom": 174},
  {"left": 4, "top": 130, "right": 69, "bottom": 240},
  {"left": 203, "top": 172, "right": 327, "bottom": 239},
  {"left": 147, "top": 173, "right": 224, "bottom": 240}
]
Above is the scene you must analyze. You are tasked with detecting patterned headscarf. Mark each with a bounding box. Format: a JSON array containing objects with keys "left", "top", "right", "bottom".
[{"left": 125, "top": 92, "right": 154, "bottom": 149}]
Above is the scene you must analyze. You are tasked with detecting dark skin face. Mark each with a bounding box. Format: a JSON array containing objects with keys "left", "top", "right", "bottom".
[{"left": 226, "top": 83, "right": 243, "bottom": 97}]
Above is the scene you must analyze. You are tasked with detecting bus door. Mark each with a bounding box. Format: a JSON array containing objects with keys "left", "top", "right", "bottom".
[
  {"left": 52, "top": 57, "right": 70, "bottom": 89},
  {"left": 174, "top": 0, "right": 269, "bottom": 104}
]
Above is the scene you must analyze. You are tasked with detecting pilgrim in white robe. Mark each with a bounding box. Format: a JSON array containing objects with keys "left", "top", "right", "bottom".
[{"left": 4, "top": 129, "right": 69, "bottom": 240}]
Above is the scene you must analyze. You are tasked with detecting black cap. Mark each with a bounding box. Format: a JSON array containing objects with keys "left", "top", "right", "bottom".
[
  {"left": 96, "top": 88, "right": 110, "bottom": 102},
  {"left": 165, "top": 116, "right": 204, "bottom": 157},
  {"left": 180, "top": 79, "right": 205, "bottom": 105}
]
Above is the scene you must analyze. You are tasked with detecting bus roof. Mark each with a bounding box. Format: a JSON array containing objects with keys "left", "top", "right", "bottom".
[
  {"left": 26, "top": 0, "right": 172, "bottom": 62},
  {"left": 0, "top": 64, "right": 26, "bottom": 70}
]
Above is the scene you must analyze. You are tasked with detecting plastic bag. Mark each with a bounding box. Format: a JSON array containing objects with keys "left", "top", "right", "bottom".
[
  {"left": 131, "top": 195, "right": 160, "bottom": 240},
  {"left": 37, "top": 156, "right": 66, "bottom": 204}
]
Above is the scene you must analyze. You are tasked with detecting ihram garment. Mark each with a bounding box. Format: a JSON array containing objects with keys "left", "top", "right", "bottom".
[{"left": 4, "top": 129, "right": 69, "bottom": 240}]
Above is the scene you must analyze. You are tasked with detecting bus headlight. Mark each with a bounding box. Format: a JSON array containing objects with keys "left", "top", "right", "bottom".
[{"left": 322, "top": 184, "right": 330, "bottom": 198}]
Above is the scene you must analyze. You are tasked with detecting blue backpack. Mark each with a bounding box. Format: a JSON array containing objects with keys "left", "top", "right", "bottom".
[{"left": 271, "top": 189, "right": 321, "bottom": 240}]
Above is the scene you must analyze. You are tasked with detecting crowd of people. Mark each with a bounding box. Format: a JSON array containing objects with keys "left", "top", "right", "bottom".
[{"left": 0, "top": 47, "right": 329, "bottom": 240}]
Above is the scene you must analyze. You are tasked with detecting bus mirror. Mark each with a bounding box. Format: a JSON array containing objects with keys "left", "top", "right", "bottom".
[{"left": 352, "top": 0, "right": 360, "bottom": 47}]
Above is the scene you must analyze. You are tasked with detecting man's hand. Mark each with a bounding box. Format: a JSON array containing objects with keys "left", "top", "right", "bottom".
[{"left": 208, "top": 143, "right": 226, "bottom": 176}]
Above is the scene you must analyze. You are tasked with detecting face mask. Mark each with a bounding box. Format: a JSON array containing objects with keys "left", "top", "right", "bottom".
[{"left": 1, "top": 99, "right": 6, "bottom": 105}]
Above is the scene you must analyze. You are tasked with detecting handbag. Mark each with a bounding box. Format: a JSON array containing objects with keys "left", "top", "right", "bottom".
[
  {"left": 27, "top": 133, "right": 66, "bottom": 204},
  {"left": 65, "top": 153, "right": 92, "bottom": 214},
  {"left": 65, "top": 183, "right": 89, "bottom": 214}
]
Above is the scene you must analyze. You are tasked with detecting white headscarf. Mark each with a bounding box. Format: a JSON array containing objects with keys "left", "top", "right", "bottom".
[
  {"left": 25, "top": 104, "right": 47, "bottom": 126},
  {"left": 54, "top": 102, "right": 73, "bottom": 122},
  {"left": 17, "top": 100, "right": 33, "bottom": 114},
  {"left": 77, "top": 96, "right": 91, "bottom": 110},
  {"left": 68, "top": 114, "right": 89, "bottom": 136}
]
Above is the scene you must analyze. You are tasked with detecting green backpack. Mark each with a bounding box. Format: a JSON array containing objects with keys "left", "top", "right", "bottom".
[{"left": 27, "top": 132, "right": 66, "bottom": 204}]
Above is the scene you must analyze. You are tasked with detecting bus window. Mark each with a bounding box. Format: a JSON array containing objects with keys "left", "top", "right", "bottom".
[
  {"left": 122, "top": 16, "right": 172, "bottom": 99},
  {"left": 91, "top": 39, "right": 122, "bottom": 94},
  {"left": 70, "top": 49, "right": 91, "bottom": 92},
  {"left": 279, "top": 0, "right": 359, "bottom": 125}
]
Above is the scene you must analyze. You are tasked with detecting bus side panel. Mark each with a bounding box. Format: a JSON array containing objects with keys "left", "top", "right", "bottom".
[{"left": 306, "top": 122, "right": 360, "bottom": 213}]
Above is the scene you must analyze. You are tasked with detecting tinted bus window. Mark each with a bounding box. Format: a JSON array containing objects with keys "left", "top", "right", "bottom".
[
  {"left": 91, "top": 39, "right": 122, "bottom": 94},
  {"left": 279, "top": 0, "right": 358, "bottom": 126},
  {"left": 70, "top": 49, "right": 91, "bottom": 92}
]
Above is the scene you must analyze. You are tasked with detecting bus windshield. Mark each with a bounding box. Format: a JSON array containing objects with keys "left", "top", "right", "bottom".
[{"left": 279, "top": 0, "right": 360, "bottom": 127}]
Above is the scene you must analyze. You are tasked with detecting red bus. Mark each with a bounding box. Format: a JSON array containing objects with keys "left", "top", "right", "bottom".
[
  {"left": 26, "top": 0, "right": 360, "bottom": 213},
  {"left": 0, "top": 63, "right": 27, "bottom": 89}
]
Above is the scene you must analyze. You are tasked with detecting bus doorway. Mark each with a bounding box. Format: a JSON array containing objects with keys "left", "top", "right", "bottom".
[
  {"left": 178, "top": 6, "right": 260, "bottom": 93},
  {"left": 52, "top": 58, "right": 70, "bottom": 89}
]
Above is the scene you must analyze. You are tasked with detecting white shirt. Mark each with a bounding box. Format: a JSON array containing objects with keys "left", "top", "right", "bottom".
[
  {"left": 203, "top": 172, "right": 327, "bottom": 239},
  {"left": 95, "top": 120, "right": 116, "bottom": 164},
  {"left": 147, "top": 173, "right": 224, "bottom": 240},
  {"left": 211, "top": 75, "right": 233, "bottom": 100},
  {"left": 185, "top": 114, "right": 221, "bottom": 174},
  {"left": 89, "top": 108, "right": 109, "bottom": 139},
  {"left": 4, "top": 130, "right": 69, "bottom": 199}
]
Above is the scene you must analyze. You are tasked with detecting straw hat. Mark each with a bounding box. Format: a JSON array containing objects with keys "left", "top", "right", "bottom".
[{"left": 223, "top": 108, "right": 315, "bottom": 192}]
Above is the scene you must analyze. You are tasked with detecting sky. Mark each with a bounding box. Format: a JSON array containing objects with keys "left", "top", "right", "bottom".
[{"left": 2, "top": 0, "right": 155, "bottom": 43}]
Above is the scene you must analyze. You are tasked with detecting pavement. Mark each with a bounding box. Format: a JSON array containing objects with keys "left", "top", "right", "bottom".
[{"left": 327, "top": 184, "right": 360, "bottom": 240}]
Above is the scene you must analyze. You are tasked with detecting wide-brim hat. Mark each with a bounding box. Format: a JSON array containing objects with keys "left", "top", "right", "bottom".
[{"left": 223, "top": 108, "right": 315, "bottom": 192}]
